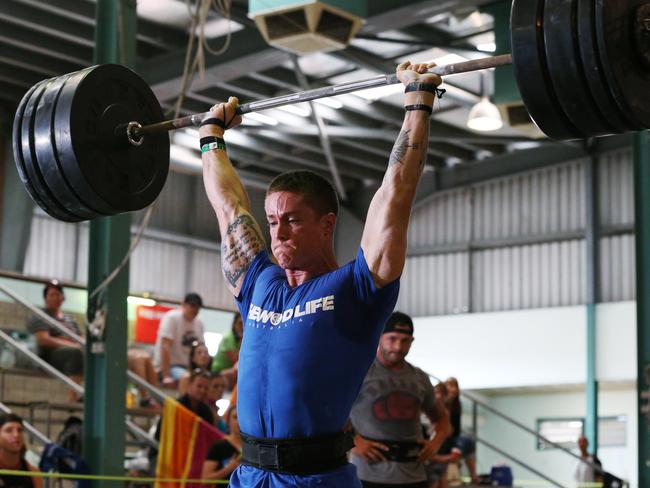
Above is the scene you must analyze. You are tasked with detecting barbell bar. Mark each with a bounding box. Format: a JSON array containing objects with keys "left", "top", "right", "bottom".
[
  {"left": 130, "top": 54, "right": 514, "bottom": 141},
  {"left": 11, "top": 0, "right": 650, "bottom": 223}
]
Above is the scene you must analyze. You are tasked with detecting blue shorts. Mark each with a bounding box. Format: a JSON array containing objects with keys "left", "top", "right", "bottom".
[
  {"left": 229, "top": 463, "right": 362, "bottom": 488},
  {"left": 169, "top": 365, "right": 187, "bottom": 380},
  {"left": 455, "top": 434, "right": 476, "bottom": 457}
]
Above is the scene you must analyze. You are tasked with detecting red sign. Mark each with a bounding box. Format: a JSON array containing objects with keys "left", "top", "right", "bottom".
[{"left": 135, "top": 305, "right": 173, "bottom": 344}]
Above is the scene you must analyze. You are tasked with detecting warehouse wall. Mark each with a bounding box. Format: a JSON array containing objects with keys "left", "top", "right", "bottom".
[{"left": 397, "top": 148, "right": 635, "bottom": 316}]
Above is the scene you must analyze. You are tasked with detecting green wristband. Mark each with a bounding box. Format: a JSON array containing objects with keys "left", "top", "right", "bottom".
[{"left": 201, "top": 140, "right": 227, "bottom": 153}]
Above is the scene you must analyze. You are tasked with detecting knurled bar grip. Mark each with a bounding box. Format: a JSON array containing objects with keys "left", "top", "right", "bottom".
[{"left": 133, "top": 54, "right": 513, "bottom": 138}]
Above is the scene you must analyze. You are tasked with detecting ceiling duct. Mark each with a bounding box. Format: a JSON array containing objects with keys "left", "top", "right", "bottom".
[{"left": 248, "top": 0, "right": 364, "bottom": 55}]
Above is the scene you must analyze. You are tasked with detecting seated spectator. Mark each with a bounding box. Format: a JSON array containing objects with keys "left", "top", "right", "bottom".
[
  {"left": 206, "top": 373, "right": 227, "bottom": 432},
  {"left": 445, "top": 377, "right": 479, "bottom": 484},
  {"left": 201, "top": 406, "right": 241, "bottom": 482},
  {"left": 178, "top": 342, "right": 213, "bottom": 396},
  {"left": 0, "top": 413, "right": 42, "bottom": 488},
  {"left": 27, "top": 280, "right": 83, "bottom": 402},
  {"left": 155, "top": 369, "right": 214, "bottom": 443},
  {"left": 126, "top": 348, "right": 160, "bottom": 408},
  {"left": 153, "top": 293, "right": 205, "bottom": 388},
  {"left": 28, "top": 280, "right": 163, "bottom": 405},
  {"left": 177, "top": 369, "right": 214, "bottom": 425},
  {"left": 211, "top": 313, "right": 243, "bottom": 385}
]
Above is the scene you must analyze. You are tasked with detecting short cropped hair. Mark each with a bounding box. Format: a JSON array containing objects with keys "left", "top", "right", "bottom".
[
  {"left": 189, "top": 368, "right": 211, "bottom": 382},
  {"left": 267, "top": 170, "right": 339, "bottom": 216},
  {"left": 0, "top": 413, "right": 23, "bottom": 428}
]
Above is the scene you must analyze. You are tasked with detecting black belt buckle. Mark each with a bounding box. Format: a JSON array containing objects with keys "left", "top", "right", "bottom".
[{"left": 257, "top": 442, "right": 282, "bottom": 473}]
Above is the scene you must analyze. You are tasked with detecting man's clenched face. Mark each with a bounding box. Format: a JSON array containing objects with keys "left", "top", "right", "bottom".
[{"left": 265, "top": 191, "right": 335, "bottom": 270}]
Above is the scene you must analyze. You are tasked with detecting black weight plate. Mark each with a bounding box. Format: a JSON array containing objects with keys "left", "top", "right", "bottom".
[
  {"left": 576, "top": 0, "right": 637, "bottom": 132},
  {"left": 12, "top": 80, "right": 60, "bottom": 219},
  {"left": 19, "top": 79, "right": 84, "bottom": 222},
  {"left": 33, "top": 73, "right": 104, "bottom": 220},
  {"left": 594, "top": 0, "right": 650, "bottom": 129},
  {"left": 53, "top": 64, "right": 169, "bottom": 214},
  {"left": 511, "top": 0, "right": 581, "bottom": 140},
  {"left": 543, "top": 0, "right": 615, "bottom": 137}
]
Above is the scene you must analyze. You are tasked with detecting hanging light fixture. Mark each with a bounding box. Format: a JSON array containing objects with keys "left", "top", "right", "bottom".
[{"left": 467, "top": 73, "right": 503, "bottom": 131}]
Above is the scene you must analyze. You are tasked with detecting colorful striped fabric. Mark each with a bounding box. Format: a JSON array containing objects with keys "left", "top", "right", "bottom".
[{"left": 156, "top": 397, "right": 223, "bottom": 487}]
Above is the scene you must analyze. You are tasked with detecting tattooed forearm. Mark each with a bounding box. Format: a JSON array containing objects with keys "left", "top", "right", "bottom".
[
  {"left": 221, "top": 213, "right": 265, "bottom": 287},
  {"left": 388, "top": 129, "right": 423, "bottom": 167}
]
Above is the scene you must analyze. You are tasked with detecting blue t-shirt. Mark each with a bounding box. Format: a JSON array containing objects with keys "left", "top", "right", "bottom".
[{"left": 230, "top": 247, "right": 399, "bottom": 488}]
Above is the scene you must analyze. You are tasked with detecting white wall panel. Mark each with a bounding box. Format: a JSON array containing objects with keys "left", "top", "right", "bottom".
[
  {"left": 24, "top": 216, "right": 79, "bottom": 281},
  {"left": 75, "top": 225, "right": 88, "bottom": 283},
  {"left": 129, "top": 238, "right": 188, "bottom": 298},
  {"left": 188, "top": 248, "right": 236, "bottom": 311},
  {"left": 409, "top": 189, "right": 470, "bottom": 247},
  {"left": 599, "top": 149, "right": 634, "bottom": 227},
  {"left": 397, "top": 252, "right": 468, "bottom": 316},
  {"left": 473, "top": 161, "right": 585, "bottom": 241},
  {"left": 471, "top": 240, "right": 585, "bottom": 312},
  {"left": 600, "top": 234, "right": 635, "bottom": 302}
]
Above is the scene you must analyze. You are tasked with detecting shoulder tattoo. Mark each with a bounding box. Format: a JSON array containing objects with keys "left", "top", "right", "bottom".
[{"left": 221, "top": 213, "right": 265, "bottom": 287}]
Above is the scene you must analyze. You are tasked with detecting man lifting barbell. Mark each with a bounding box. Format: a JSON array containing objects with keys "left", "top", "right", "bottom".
[{"left": 197, "top": 61, "right": 443, "bottom": 488}]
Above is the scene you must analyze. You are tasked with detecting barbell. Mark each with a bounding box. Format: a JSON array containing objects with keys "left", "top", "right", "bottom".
[{"left": 11, "top": 0, "right": 650, "bottom": 222}]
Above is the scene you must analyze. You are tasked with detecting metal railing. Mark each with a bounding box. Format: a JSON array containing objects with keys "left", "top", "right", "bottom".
[
  {"left": 426, "top": 371, "right": 629, "bottom": 487},
  {"left": 0, "top": 282, "right": 166, "bottom": 402},
  {"left": 0, "top": 282, "right": 161, "bottom": 449},
  {"left": 470, "top": 431, "right": 566, "bottom": 488}
]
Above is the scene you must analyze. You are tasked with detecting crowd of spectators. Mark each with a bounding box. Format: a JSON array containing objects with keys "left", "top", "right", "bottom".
[{"left": 16, "top": 280, "right": 244, "bottom": 483}]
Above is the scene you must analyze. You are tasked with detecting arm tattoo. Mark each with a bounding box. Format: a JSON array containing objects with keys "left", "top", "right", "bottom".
[
  {"left": 388, "top": 129, "right": 423, "bottom": 167},
  {"left": 221, "top": 213, "right": 265, "bottom": 287}
]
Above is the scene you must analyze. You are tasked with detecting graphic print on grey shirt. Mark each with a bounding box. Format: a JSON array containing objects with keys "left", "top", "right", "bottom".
[{"left": 350, "top": 359, "right": 437, "bottom": 484}]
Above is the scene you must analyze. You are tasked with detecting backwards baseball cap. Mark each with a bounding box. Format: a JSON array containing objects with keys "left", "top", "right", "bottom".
[
  {"left": 183, "top": 292, "right": 203, "bottom": 307},
  {"left": 383, "top": 311, "right": 414, "bottom": 336},
  {"left": 43, "top": 279, "right": 63, "bottom": 298}
]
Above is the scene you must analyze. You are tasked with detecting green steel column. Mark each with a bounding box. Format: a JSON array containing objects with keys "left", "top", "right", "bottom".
[
  {"left": 585, "top": 151, "right": 599, "bottom": 453},
  {"left": 83, "top": 1, "right": 136, "bottom": 485},
  {"left": 636, "top": 131, "right": 650, "bottom": 487}
]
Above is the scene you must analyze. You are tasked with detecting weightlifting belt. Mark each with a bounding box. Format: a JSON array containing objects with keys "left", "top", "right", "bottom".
[
  {"left": 368, "top": 438, "right": 422, "bottom": 462},
  {"left": 241, "top": 431, "right": 354, "bottom": 475}
]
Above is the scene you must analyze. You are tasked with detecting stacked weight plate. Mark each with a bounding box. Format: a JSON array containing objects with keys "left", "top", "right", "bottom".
[
  {"left": 12, "top": 64, "right": 170, "bottom": 222},
  {"left": 511, "top": 0, "right": 650, "bottom": 140}
]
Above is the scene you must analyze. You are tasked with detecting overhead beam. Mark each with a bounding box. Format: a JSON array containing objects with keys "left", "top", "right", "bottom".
[
  {"left": 0, "top": 42, "right": 81, "bottom": 77},
  {"left": 240, "top": 121, "right": 534, "bottom": 146},
  {"left": 11, "top": 0, "right": 189, "bottom": 50},
  {"left": 360, "top": 0, "right": 495, "bottom": 34},
  {"left": 0, "top": 20, "right": 92, "bottom": 66},
  {"left": 247, "top": 66, "right": 498, "bottom": 160},
  {"left": 1, "top": 0, "right": 95, "bottom": 48},
  {"left": 139, "top": 28, "right": 290, "bottom": 102},
  {"left": 0, "top": 63, "right": 52, "bottom": 89},
  {"left": 140, "top": 0, "right": 479, "bottom": 105}
]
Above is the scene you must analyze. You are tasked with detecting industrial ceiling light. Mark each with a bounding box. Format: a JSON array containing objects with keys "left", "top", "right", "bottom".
[{"left": 467, "top": 73, "right": 503, "bottom": 131}]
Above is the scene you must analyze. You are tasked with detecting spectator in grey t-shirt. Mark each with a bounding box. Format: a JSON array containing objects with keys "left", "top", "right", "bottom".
[
  {"left": 350, "top": 311, "right": 451, "bottom": 488},
  {"left": 26, "top": 280, "right": 83, "bottom": 401}
]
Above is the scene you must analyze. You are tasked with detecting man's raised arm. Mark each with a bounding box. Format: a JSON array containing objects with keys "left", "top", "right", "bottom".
[
  {"left": 361, "top": 62, "right": 442, "bottom": 288},
  {"left": 200, "top": 97, "right": 266, "bottom": 297}
]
